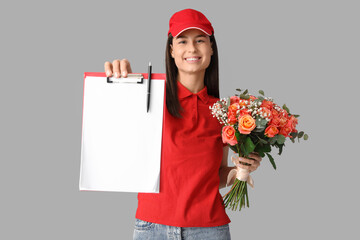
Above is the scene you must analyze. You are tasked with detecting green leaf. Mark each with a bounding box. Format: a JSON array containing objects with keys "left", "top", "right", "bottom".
[
  {"left": 263, "top": 144, "right": 271, "bottom": 152},
  {"left": 244, "top": 137, "right": 255, "bottom": 155},
  {"left": 240, "top": 143, "right": 248, "bottom": 156},
  {"left": 277, "top": 135, "right": 286, "bottom": 144},
  {"left": 290, "top": 132, "right": 298, "bottom": 138},
  {"left": 235, "top": 130, "right": 241, "bottom": 142},
  {"left": 235, "top": 94, "right": 239, "bottom": 96},
  {"left": 236, "top": 88, "right": 242, "bottom": 92},
  {"left": 259, "top": 90, "right": 264, "bottom": 96},
  {"left": 298, "top": 131, "right": 304, "bottom": 138},
  {"left": 290, "top": 138, "right": 295, "bottom": 143},
  {"left": 293, "top": 114, "right": 300, "bottom": 118},
  {"left": 260, "top": 119, "right": 268, "bottom": 127},
  {"left": 269, "top": 135, "right": 278, "bottom": 145},
  {"left": 282, "top": 104, "right": 290, "bottom": 114},
  {"left": 257, "top": 96, "right": 264, "bottom": 101},
  {"left": 278, "top": 144, "right": 284, "bottom": 155},
  {"left": 226, "top": 97, "right": 230, "bottom": 108},
  {"left": 304, "top": 134, "right": 309, "bottom": 140},
  {"left": 258, "top": 137, "right": 268, "bottom": 144},
  {"left": 265, "top": 153, "right": 277, "bottom": 170},
  {"left": 229, "top": 145, "right": 238, "bottom": 153},
  {"left": 240, "top": 94, "right": 250, "bottom": 100},
  {"left": 254, "top": 143, "right": 270, "bottom": 157},
  {"left": 243, "top": 89, "right": 248, "bottom": 95}
]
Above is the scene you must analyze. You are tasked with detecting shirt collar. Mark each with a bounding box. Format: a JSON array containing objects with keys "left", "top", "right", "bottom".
[{"left": 177, "top": 80, "right": 209, "bottom": 104}]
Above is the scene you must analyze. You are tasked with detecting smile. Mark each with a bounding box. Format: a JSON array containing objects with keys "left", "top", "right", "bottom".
[{"left": 185, "top": 57, "right": 201, "bottom": 63}]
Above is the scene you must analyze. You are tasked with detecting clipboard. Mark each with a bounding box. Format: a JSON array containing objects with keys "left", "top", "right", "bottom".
[{"left": 79, "top": 72, "right": 166, "bottom": 193}]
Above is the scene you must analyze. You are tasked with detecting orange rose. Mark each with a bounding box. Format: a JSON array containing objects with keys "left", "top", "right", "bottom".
[
  {"left": 222, "top": 125, "right": 238, "bottom": 146},
  {"left": 228, "top": 103, "right": 239, "bottom": 114},
  {"left": 261, "top": 107, "right": 272, "bottom": 119},
  {"left": 239, "top": 99, "right": 248, "bottom": 107},
  {"left": 237, "top": 114, "right": 256, "bottom": 134},
  {"left": 270, "top": 116, "right": 281, "bottom": 127},
  {"left": 261, "top": 100, "right": 274, "bottom": 110},
  {"left": 265, "top": 125, "right": 279, "bottom": 138},
  {"left": 279, "top": 116, "right": 288, "bottom": 128},
  {"left": 288, "top": 115, "right": 298, "bottom": 131},
  {"left": 250, "top": 95, "right": 257, "bottom": 100},
  {"left": 230, "top": 96, "right": 240, "bottom": 105},
  {"left": 279, "top": 121, "right": 293, "bottom": 137},
  {"left": 239, "top": 109, "right": 250, "bottom": 117},
  {"left": 227, "top": 111, "right": 237, "bottom": 125},
  {"left": 271, "top": 109, "right": 279, "bottom": 117}
]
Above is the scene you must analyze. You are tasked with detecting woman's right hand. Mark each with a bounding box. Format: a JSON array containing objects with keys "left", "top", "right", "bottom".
[{"left": 104, "top": 59, "right": 133, "bottom": 78}]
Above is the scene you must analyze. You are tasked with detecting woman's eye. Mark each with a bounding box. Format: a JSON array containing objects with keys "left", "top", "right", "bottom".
[{"left": 178, "top": 41, "right": 185, "bottom": 44}]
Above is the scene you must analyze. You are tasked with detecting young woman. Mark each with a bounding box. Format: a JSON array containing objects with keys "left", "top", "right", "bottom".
[{"left": 104, "top": 9, "right": 262, "bottom": 240}]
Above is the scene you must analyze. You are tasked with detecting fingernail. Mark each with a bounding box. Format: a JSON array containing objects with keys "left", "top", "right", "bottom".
[
  {"left": 122, "top": 71, "right": 126, "bottom": 77},
  {"left": 114, "top": 72, "right": 119, "bottom": 78},
  {"left": 106, "top": 71, "right": 111, "bottom": 77}
]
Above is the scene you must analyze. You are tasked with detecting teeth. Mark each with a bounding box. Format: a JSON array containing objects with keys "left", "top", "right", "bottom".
[{"left": 186, "top": 58, "right": 200, "bottom": 61}]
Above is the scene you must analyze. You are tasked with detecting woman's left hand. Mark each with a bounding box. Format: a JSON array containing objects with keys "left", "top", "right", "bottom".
[{"left": 235, "top": 152, "right": 262, "bottom": 173}]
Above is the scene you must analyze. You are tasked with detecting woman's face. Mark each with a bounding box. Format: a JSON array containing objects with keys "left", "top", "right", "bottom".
[{"left": 170, "top": 29, "right": 213, "bottom": 77}]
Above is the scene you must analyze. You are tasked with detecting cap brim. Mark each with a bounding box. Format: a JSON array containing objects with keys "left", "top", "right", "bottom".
[{"left": 171, "top": 24, "right": 212, "bottom": 38}]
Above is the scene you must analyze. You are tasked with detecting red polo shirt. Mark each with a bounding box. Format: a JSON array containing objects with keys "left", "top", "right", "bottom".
[{"left": 135, "top": 80, "right": 230, "bottom": 227}]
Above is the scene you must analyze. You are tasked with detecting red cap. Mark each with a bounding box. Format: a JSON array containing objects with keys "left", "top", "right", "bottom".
[{"left": 168, "top": 9, "right": 214, "bottom": 38}]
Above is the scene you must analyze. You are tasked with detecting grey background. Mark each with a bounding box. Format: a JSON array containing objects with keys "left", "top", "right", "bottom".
[{"left": 1, "top": 0, "right": 359, "bottom": 239}]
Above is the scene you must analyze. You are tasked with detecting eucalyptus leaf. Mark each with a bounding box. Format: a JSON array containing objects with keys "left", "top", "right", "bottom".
[
  {"left": 259, "top": 90, "right": 264, "bottom": 96},
  {"left": 243, "top": 89, "right": 248, "bottom": 95},
  {"left": 269, "top": 136, "right": 278, "bottom": 145},
  {"left": 226, "top": 97, "right": 230, "bottom": 108},
  {"left": 304, "top": 134, "right": 309, "bottom": 140},
  {"left": 298, "top": 131, "right": 304, "bottom": 138},
  {"left": 277, "top": 135, "right": 286, "bottom": 144},
  {"left": 253, "top": 127, "right": 265, "bottom": 132},
  {"left": 290, "top": 132, "right": 298, "bottom": 138},
  {"left": 293, "top": 114, "right": 300, "bottom": 118},
  {"left": 236, "top": 88, "right": 242, "bottom": 92},
  {"left": 282, "top": 104, "right": 290, "bottom": 114},
  {"left": 240, "top": 94, "right": 250, "bottom": 100},
  {"left": 290, "top": 138, "right": 295, "bottom": 143},
  {"left": 260, "top": 119, "right": 268, "bottom": 126},
  {"left": 265, "top": 153, "right": 277, "bottom": 170},
  {"left": 258, "top": 96, "right": 264, "bottom": 101}
]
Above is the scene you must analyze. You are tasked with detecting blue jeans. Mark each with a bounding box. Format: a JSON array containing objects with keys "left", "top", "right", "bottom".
[{"left": 133, "top": 218, "right": 231, "bottom": 240}]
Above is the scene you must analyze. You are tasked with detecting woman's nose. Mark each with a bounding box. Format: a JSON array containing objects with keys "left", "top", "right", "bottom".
[{"left": 187, "top": 41, "right": 196, "bottom": 52}]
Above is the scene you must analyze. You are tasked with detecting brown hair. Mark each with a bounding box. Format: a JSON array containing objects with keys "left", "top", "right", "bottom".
[{"left": 165, "top": 33, "right": 220, "bottom": 118}]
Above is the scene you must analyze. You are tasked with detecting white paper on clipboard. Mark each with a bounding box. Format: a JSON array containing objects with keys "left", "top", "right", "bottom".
[{"left": 79, "top": 73, "right": 165, "bottom": 193}]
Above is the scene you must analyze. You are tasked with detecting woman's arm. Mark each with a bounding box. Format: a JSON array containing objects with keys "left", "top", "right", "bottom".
[{"left": 219, "top": 146, "right": 236, "bottom": 189}]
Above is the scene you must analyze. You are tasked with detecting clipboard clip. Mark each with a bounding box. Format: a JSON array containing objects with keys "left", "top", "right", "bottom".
[{"left": 107, "top": 74, "right": 144, "bottom": 84}]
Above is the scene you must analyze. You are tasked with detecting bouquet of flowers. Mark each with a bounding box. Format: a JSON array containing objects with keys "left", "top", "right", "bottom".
[{"left": 209, "top": 89, "right": 308, "bottom": 211}]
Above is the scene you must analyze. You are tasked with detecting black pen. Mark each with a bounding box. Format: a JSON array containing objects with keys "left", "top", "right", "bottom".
[{"left": 147, "top": 62, "right": 152, "bottom": 112}]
